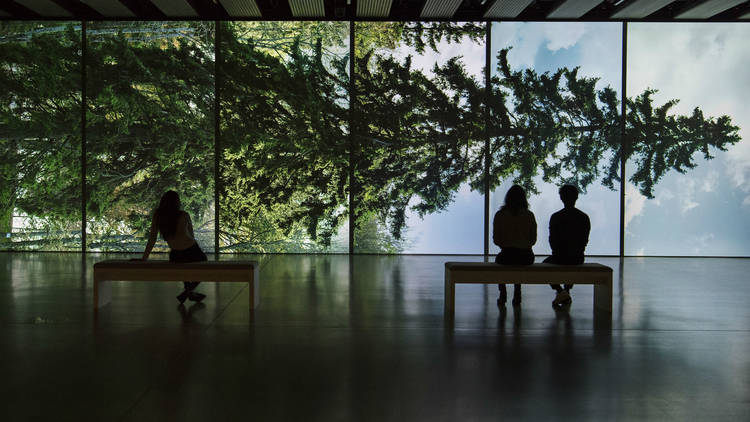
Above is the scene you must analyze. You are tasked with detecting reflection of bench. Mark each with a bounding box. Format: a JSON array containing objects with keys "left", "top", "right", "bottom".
[
  {"left": 444, "top": 262, "right": 613, "bottom": 316},
  {"left": 93, "top": 260, "right": 259, "bottom": 310}
]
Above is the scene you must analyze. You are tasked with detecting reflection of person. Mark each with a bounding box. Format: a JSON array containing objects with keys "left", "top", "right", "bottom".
[
  {"left": 493, "top": 185, "right": 537, "bottom": 307},
  {"left": 141, "top": 190, "right": 207, "bottom": 304},
  {"left": 544, "top": 184, "right": 590, "bottom": 307}
]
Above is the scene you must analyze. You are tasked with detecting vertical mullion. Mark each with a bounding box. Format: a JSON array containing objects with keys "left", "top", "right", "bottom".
[
  {"left": 349, "top": 20, "right": 355, "bottom": 255},
  {"left": 484, "top": 21, "right": 491, "bottom": 257},
  {"left": 81, "top": 21, "right": 87, "bottom": 256},
  {"left": 214, "top": 21, "right": 221, "bottom": 259},
  {"left": 619, "top": 22, "right": 627, "bottom": 258}
]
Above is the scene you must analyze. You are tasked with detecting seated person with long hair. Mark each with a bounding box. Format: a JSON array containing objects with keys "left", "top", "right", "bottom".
[
  {"left": 140, "top": 190, "right": 207, "bottom": 304},
  {"left": 493, "top": 184, "right": 537, "bottom": 307}
]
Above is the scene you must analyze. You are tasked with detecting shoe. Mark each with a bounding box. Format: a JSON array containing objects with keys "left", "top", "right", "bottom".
[
  {"left": 176, "top": 290, "right": 189, "bottom": 304},
  {"left": 553, "top": 290, "right": 572, "bottom": 307},
  {"left": 188, "top": 292, "right": 206, "bottom": 302}
]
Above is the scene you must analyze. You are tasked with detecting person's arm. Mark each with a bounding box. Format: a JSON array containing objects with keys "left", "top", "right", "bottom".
[
  {"left": 492, "top": 212, "right": 503, "bottom": 247},
  {"left": 583, "top": 213, "right": 591, "bottom": 248},
  {"left": 141, "top": 211, "right": 158, "bottom": 260},
  {"left": 549, "top": 214, "right": 561, "bottom": 253},
  {"left": 186, "top": 212, "right": 195, "bottom": 239},
  {"left": 529, "top": 213, "right": 537, "bottom": 246}
]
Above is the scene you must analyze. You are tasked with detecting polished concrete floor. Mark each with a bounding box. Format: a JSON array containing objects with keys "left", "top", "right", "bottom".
[{"left": 0, "top": 253, "right": 748, "bottom": 421}]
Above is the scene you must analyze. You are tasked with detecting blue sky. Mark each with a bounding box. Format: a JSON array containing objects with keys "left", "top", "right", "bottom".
[{"left": 392, "top": 22, "right": 750, "bottom": 256}]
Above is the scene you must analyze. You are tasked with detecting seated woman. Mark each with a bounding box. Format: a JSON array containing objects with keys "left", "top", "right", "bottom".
[
  {"left": 141, "top": 190, "right": 207, "bottom": 304},
  {"left": 493, "top": 185, "right": 537, "bottom": 307}
]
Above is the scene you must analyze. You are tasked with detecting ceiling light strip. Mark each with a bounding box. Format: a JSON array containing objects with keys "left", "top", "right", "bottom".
[
  {"left": 421, "top": 0, "right": 462, "bottom": 18},
  {"left": 547, "top": 0, "right": 602, "bottom": 19},
  {"left": 289, "top": 0, "right": 325, "bottom": 17},
  {"left": 357, "top": 0, "right": 392, "bottom": 18},
  {"left": 219, "top": 0, "right": 262, "bottom": 17},
  {"left": 483, "top": 0, "right": 534, "bottom": 18},
  {"left": 676, "top": 0, "right": 746, "bottom": 19},
  {"left": 611, "top": 0, "right": 673, "bottom": 19}
]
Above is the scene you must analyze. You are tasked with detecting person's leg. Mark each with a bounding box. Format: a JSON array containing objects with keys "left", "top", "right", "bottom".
[
  {"left": 495, "top": 252, "right": 507, "bottom": 304},
  {"left": 544, "top": 256, "right": 565, "bottom": 292}
]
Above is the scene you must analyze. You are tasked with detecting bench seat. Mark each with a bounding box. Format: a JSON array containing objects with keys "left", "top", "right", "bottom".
[
  {"left": 444, "top": 262, "right": 613, "bottom": 315},
  {"left": 93, "top": 260, "right": 259, "bottom": 310}
]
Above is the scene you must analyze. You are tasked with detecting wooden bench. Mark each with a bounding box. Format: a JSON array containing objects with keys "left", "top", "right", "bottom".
[
  {"left": 444, "top": 262, "right": 613, "bottom": 316},
  {"left": 93, "top": 260, "right": 259, "bottom": 310}
]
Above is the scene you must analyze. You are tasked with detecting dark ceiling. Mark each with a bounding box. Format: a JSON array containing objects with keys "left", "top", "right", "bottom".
[{"left": 0, "top": 0, "right": 749, "bottom": 21}]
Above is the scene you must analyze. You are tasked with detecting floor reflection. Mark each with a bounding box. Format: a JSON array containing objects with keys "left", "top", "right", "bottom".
[{"left": 0, "top": 253, "right": 748, "bottom": 420}]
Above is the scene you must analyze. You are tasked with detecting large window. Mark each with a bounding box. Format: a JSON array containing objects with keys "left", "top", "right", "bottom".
[
  {"left": 489, "top": 22, "right": 622, "bottom": 256},
  {"left": 1, "top": 20, "right": 748, "bottom": 257},
  {"left": 625, "top": 23, "right": 750, "bottom": 256},
  {"left": 85, "top": 22, "right": 215, "bottom": 252},
  {"left": 0, "top": 22, "right": 82, "bottom": 250},
  {"left": 219, "top": 21, "right": 350, "bottom": 253},
  {"left": 353, "top": 22, "right": 485, "bottom": 253}
]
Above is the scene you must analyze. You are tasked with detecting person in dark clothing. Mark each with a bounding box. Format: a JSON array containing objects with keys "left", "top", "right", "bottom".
[
  {"left": 140, "top": 190, "right": 207, "bottom": 304},
  {"left": 494, "top": 185, "right": 537, "bottom": 307},
  {"left": 544, "top": 184, "right": 590, "bottom": 307}
]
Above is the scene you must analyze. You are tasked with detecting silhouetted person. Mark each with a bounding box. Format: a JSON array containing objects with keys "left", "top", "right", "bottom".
[
  {"left": 544, "top": 184, "right": 590, "bottom": 307},
  {"left": 140, "top": 190, "right": 207, "bottom": 304},
  {"left": 493, "top": 185, "right": 537, "bottom": 307}
]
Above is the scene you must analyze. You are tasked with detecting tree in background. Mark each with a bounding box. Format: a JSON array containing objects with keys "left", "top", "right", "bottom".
[{"left": 0, "top": 21, "right": 741, "bottom": 252}]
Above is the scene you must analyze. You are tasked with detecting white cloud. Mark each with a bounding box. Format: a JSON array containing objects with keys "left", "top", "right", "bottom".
[
  {"left": 625, "top": 183, "right": 646, "bottom": 226},
  {"left": 702, "top": 170, "right": 719, "bottom": 193},
  {"left": 543, "top": 22, "right": 586, "bottom": 51}
]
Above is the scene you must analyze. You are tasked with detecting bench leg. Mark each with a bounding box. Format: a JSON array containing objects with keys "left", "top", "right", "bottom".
[
  {"left": 593, "top": 281, "right": 612, "bottom": 313},
  {"left": 249, "top": 266, "right": 260, "bottom": 310},
  {"left": 94, "top": 277, "right": 112, "bottom": 309},
  {"left": 444, "top": 272, "right": 455, "bottom": 318}
]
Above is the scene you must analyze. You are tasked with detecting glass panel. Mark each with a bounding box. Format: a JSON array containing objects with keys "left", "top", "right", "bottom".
[
  {"left": 86, "top": 22, "right": 215, "bottom": 253},
  {"left": 625, "top": 23, "right": 750, "bottom": 256},
  {"left": 353, "top": 22, "right": 486, "bottom": 254},
  {"left": 0, "top": 22, "right": 82, "bottom": 250},
  {"left": 219, "top": 22, "right": 350, "bottom": 253},
  {"left": 489, "top": 22, "right": 622, "bottom": 257}
]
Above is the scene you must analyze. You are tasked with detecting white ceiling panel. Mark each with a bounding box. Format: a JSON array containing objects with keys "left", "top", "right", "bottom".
[
  {"left": 611, "top": 0, "right": 673, "bottom": 19},
  {"left": 16, "top": 0, "right": 72, "bottom": 17},
  {"left": 548, "top": 0, "right": 602, "bottom": 19},
  {"left": 357, "top": 0, "right": 392, "bottom": 17},
  {"left": 289, "top": 0, "right": 325, "bottom": 17},
  {"left": 484, "top": 0, "right": 534, "bottom": 18},
  {"left": 81, "top": 0, "right": 135, "bottom": 17},
  {"left": 151, "top": 0, "right": 198, "bottom": 17},
  {"left": 421, "top": 0, "right": 462, "bottom": 18},
  {"left": 676, "top": 0, "right": 746, "bottom": 19},
  {"left": 219, "top": 0, "right": 261, "bottom": 17}
]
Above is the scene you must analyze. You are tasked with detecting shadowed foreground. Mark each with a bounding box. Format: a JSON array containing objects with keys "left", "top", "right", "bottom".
[{"left": 0, "top": 253, "right": 748, "bottom": 421}]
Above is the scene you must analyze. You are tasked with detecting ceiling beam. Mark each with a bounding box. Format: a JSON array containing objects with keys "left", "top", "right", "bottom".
[
  {"left": 389, "top": 0, "right": 427, "bottom": 20},
  {"left": 184, "top": 0, "right": 230, "bottom": 18},
  {"left": 255, "top": 0, "right": 293, "bottom": 19},
  {"left": 50, "top": 0, "right": 104, "bottom": 18},
  {"left": 0, "top": 2, "right": 43, "bottom": 18},
  {"left": 118, "top": 0, "right": 167, "bottom": 18},
  {"left": 80, "top": 0, "right": 135, "bottom": 17},
  {"left": 454, "top": 0, "right": 495, "bottom": 20},
  {"left": 518, "top": 0, "right": 567, "bottom": 20}
]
